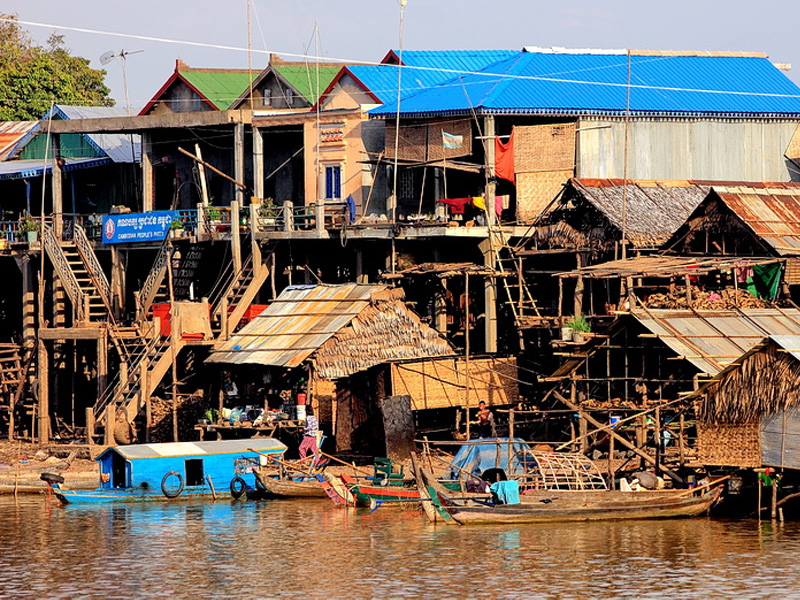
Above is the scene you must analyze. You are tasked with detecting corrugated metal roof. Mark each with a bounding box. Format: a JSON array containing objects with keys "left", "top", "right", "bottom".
[
  {"left": 0, "top": 122, "right": 36, "bottom": 161},
  {"left": 567, "top": 179, "right": 710, "bottom": 247},
  {"left": 711, "top": 185, "right": 800, "bottom": 255},
  {"left": 207, "top": 283, "right": 387, "bottom": 368},
  {"left": 106, "top": 439, "right": 286, "bottom": 460},
  {"left": 0, "top": 157, "right": 111, "bottom": 180},
  {"left": 631, "top": 308, "right": 800, "bottom": 374},
  {"left": 371, "top": 50, "right": 800, "bottom": 118},
  {"left": 33, "top": 106, "right": 142, "bottom": 164},
  {"left": 273, "top": 64, "right": 341, "bottom": 104},
  {"left": 179, "top": 70, "right": 258, "bottom": 110}
]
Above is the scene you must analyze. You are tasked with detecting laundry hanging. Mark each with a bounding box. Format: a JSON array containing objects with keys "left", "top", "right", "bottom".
[{"left": 495, "top": 128, "right": 515, "bottom": 183}]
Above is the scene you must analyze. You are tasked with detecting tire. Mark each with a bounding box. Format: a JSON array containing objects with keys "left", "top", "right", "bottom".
[
  {"left": 161, "top": 471, "right": 184, "bottom": 498},
  {"left": 230, "top": 476, "right": 247, "bottom": 499}
]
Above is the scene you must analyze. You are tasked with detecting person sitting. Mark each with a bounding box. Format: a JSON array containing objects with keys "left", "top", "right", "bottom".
[{"left": 489, "top": 479, "right": 520, "bottom": 505}]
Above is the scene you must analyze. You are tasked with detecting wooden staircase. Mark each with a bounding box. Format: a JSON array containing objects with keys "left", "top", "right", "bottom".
[
  {"left": 487, "top": 225, "right": 541, "bottom": 347},
  {"left": 211, "top": 249, "right": 271, "bottom": 337},
  {"left": 43, "top": 224, "right": 112, "bottom": 324}
]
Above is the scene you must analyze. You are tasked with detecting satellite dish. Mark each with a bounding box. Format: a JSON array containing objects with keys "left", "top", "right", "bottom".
[{"left": 99, "top": 50, "right": 117, "bottom": 66}]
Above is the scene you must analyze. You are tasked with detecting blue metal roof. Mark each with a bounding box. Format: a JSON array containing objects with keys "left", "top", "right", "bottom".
[
  {"left": 371, "top": 51, "right": 800, "bottom": 118},
  {"left": 349, "top": 50, "right": 518, "bottom": 106}
]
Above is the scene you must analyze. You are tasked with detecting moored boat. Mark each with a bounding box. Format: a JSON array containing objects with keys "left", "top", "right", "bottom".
[
  {"left": 439, "top": 485, "right": 723, "bottom": 525},
  {"left": 253, "top": 470, "right": 327, "bottom": 498},
  {"left": 46, "top": 439, "right": 287, "bottom": 505}
]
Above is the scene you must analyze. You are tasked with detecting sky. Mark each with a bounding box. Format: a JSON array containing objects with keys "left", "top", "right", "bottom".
[{"left": 6, "top": 0, "right": 800, "bottom": 111}]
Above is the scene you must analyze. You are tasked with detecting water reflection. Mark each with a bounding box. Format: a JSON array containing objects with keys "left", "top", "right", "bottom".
[{"left": 1, "top": 497, "right": 800, "bottom": 598}]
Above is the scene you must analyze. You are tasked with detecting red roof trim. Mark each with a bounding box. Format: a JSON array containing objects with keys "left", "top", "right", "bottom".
[
  {"left": 311, "top": 66, "right": 382, "bottom": 111},
  {"left": 139, "top": 71, "right": 218, "bottom": 115}
]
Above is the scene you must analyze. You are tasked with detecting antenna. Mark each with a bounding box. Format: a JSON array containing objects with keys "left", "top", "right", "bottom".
[{"left": 100, "top": 49, "right": 144, "bottom": 116}]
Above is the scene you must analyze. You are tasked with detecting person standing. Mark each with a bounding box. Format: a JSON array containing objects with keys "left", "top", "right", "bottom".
[
  {"left": 298, "top": 406, "right": 319, "bottom": 458},
  {"left": 476, "top": 401, "right": 496, "bottom": 439}
]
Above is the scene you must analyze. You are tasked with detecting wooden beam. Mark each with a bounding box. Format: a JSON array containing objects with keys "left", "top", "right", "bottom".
[
  {"left": 552, "top": 390, "right": 684, "bottom": 484},
  {"left": 38, "top": 327, "right": 105, "bottom": 340},
  {"left": 47, "top": 110, "right": 252, "bottom": 134}
]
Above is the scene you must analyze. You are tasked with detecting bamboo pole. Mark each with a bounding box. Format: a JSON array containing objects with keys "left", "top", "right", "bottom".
[
  {"left": 553, "top": 390, "right": 684, "bottom": 483},
  {"left": 464, "top": 273, "right": 471, "bottom": 440}
]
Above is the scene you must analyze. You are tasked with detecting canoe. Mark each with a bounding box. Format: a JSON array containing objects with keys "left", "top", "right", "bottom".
[
  {"left": 254, "top": 470, "right": 327, "bottom": 498},
  {"left": 442, "top": 486, "right": 723, "bottom": 525}
]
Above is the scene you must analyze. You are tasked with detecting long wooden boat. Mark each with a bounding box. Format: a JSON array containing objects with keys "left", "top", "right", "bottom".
[
  {"left": 253, "top": 470, "right": 327, "bottom": 498},
  {"left": 339, "top": 474, "right": 477, "bottom": 507},
  {"left": 46, "top": 439, "right": 287, "bottom": 505},
  {"left": 441, "top": 486, "right": 723, "bottom": 525}
]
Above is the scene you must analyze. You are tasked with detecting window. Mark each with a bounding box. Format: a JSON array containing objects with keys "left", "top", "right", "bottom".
[
  {"left": 285, "top": 87, "right": 294, "bottom": 107},
  {"left": 325, "top": 165, "right": 342, "bottom": 199},
  {"left": 262, "top": 88, "right": 272, "bottom": 107},
  {"left": 185, "top": 459, "right": 204, "bottom": 487}
]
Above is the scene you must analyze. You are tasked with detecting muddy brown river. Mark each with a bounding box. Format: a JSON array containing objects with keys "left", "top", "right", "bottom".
[{"left": 0, "top": 496, "right": 797, "bottom": 598}]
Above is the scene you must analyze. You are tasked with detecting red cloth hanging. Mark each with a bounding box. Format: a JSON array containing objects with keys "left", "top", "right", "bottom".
[{"left": 495, "top": 128, "right": 515, "bottom": 183}]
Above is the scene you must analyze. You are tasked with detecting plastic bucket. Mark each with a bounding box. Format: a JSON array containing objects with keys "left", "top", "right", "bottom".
[{"left": 296, "top": 393, "right": 307, "bottom": 405}]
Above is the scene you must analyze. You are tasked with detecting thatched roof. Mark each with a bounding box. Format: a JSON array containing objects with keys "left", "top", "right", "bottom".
[
  {"left": 207, "top": 283, "right": 454, "bottom": 379},
  {"left": 540, "top": 178, "right": 710, "bottom": 250},
  {"left": 696, "top": 336, "right": 800, "bottom": 423}
]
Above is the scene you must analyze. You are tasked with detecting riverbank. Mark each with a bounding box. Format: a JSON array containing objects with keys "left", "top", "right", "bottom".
[{"left": 0, "top": 441, "right": 98, "bottom": 494}]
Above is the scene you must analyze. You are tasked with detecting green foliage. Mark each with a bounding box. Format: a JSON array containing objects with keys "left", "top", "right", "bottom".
[
  {"left": 170, "top": 218, "right": 185, "bottom": 230},
  {"left": 564, "top": 314, "right": 591, "bottom": 333},
  {"left": 0, "top": 15, "right": 113, "bottom": 120},
  {"left": 20, "top": 213, "right": 40, "bottom": 233}
]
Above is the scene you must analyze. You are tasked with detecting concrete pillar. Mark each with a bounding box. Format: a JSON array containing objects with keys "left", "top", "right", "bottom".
[
  {"left": 231, "top": 200, "right": 242, "bottom": 274},
  {"left": 52, "top": 134, "right": 63, "bottom": 238},
  {"left": 97, "top": 331, "right": 108, "bottom": 400},
  {"left": 479, "top": 239, "right": 498, "bottom": 354},
  {"left": 253, "top": 125, "right": 264, "bottom": 201},
  {"left": 111, "top": 246, "right": 126, "bottom": 319},
  {"left": 483, "top": 116, "right": 496, "bottom": 227},
  {"left": 37, "top": 341, "right": 49, "bottom": 442},
  {"left": 234, "top": 123, "right": 245, "bottom": 207},
  {"left": 355, "top": 248, "right": 368, "bottom": 284},
  {"left": 142, "top": 132, "right": 155, "bottom": 212}
]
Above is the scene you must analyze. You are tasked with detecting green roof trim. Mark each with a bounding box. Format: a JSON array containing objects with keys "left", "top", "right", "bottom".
[
  {"left": 180, "top": 71, "right": 259, "bottom": 110},
  {"left": 273, "top": 65, "right": 341, "bottom": 104}
]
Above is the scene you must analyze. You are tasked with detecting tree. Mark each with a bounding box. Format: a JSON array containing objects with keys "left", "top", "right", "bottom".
[{"left": 0, "top": 14, "right": 113, "bottom": 121}]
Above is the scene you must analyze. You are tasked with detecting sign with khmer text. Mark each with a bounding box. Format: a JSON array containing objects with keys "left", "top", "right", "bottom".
[{"left": 102, "top": 211, "right": 176, "bottom": 244}]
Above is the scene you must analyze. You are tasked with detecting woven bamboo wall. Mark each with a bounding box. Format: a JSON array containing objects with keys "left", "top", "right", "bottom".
[
  {"left": 384, "top": 120, "right": 472, "bottom": 161},
  {"left": 786, "top": 258, "right": 800, "bottom": 285},
  {"left": 516, "top": 170, "right": 571, "bottom": 222},
  {"left": 515, "top": 123, "right": 576, "bottom": 173},
  {"left": 696, "top": 422, "right": 761, "bottom": 467},
  {"left": 390, "top": 356, "right": 519, "bottom": 411}
]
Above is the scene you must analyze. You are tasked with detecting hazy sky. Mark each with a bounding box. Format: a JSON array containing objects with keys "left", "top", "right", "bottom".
[{"left": 7, "top": 1, "right": 800, "bottom": 111}]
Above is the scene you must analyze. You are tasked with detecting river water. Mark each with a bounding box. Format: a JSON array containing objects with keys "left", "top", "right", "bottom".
[{"left": 1, "top": 495, "right": 798, "bottom": 599}]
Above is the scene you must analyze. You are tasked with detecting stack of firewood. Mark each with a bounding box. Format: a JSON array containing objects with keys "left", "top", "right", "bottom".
[
  {"left": 644, "top": 287, "right": 772, "bottom": 310},
  {"left": 148, "top": 392, "right": 208, "bottom": 442}
]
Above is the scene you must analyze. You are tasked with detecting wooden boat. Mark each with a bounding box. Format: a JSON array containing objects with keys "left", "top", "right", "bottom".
[
  {"left": 45, "top": 439, "right": 287, "bottom": 505},
  {"left": 440, "top": 486, "right": 723, "bottom": 525},
  {"left": 253, "top": 469, "right": 327, "bottom": 498},
  {"left": 340, "top": 473, "right": 475, "bottom": 507}
]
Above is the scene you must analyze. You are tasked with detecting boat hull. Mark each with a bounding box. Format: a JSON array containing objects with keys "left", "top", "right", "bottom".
[
  {"left": 254, "top": 471, "right": 327, "bottom": 498},
  {"left": 446, "top": 487, "right": 722, "bottom": 525},
  {"left": 52, "top": 484, "right": 236, "bottom": 505}
]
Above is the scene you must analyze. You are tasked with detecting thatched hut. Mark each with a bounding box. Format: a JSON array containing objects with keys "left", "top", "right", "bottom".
[
  {"left": 694, "top": 335, "right": 800, "bottom": 469},
  {"left": 207, "top": 283, "right": 456, "bottom": 453}
]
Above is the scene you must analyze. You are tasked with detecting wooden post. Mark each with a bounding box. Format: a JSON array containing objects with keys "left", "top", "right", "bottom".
[
  {"left": 579, "top": 409, "right": 588, "bottom": 454},
  {"left": 608, "top": 426, "right": 615, "bottom": 489},
  {"left": 97, "top": 332, "right": 108, "bottom": 402},
  {"left": 195, "top": 144, "right": 210, "bottom": 206},
  {"left": 167, "top": 251, "right": 179, "bottom": 443},
  {"left": 479, "top": 239, "right": 498, "bottom": 354},
  {"left": 464, "top": 273, "right": 471, "bottom": 440},
  {"left": 85, "top": 407, "right": 95, "bottom": 444},
  {"left": 37, "top": 340, "right": 49, "bottom": 442},
  {"left": 104, "top": 404, "right": 115, "bottom": 446},
  {"left": 685, "top": 274, "right": 692, "bottom": 304},
  {"left": 679, "top": 413, "right": 686, "bottom": 467},
  {"left": 757, "top": 477, "right": 762, "bottom": 522},
  {"left": 315, "top": 198, "right": 325, "bottom": 233},
  {"left": 508, "top": 409, "right": 515, "bottom": 467},
  {"left": 574, "top": 252, "right": 584, "bottom": 317},
  {"left": 654, "top": 407, "right": 661, "bottom": 478},
  {"left": 772, "top": 477, "right": 778, "bottom": 520}
]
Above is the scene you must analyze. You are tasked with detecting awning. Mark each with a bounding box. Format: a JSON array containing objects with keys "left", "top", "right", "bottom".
[{"left": 0, "top": 157, "right": 112, "bottom": 181}]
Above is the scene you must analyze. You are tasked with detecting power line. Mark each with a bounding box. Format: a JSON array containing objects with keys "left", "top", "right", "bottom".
[{"left": 6, "top": 17, "right": 800, "bottom": 101}]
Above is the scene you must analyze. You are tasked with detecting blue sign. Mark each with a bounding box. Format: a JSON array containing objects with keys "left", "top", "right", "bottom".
[{"left": 102, "top": 211, "right": 176, "bottom": 244}]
